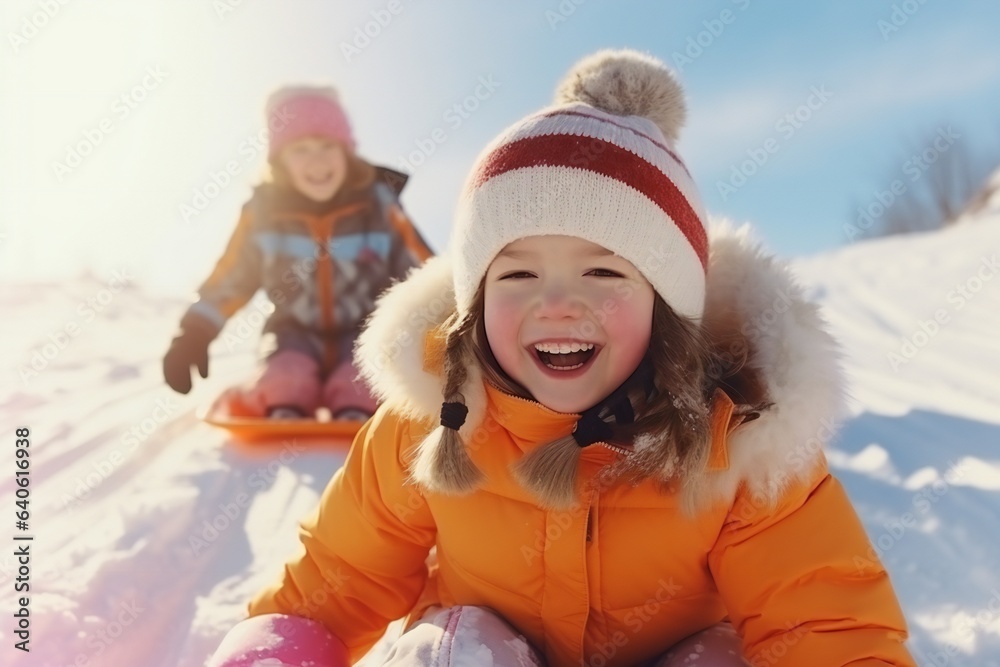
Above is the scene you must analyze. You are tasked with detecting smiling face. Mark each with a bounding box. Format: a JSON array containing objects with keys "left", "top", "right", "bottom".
[
  {"left": 483, "top": 235, "right": 655, "bottom": 414},
  {"left": 277, "top": 136, "right": 348, "bottom": 202}
]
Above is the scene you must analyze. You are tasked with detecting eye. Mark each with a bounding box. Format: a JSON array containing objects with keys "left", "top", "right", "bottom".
[
  {"left": 499, "top": 271, "right": 535, "bottom": 280},
  {"left": 587, "top": 268, "right": 623, "bottom": 278}
]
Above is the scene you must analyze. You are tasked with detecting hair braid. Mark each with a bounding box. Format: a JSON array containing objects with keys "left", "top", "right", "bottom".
[{"left": 410, "top": 310, "right": 483, "bottom": 494}]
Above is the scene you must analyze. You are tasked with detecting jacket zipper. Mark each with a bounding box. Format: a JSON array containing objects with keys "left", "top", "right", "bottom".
[
  {"left": 499, "top": 390, "right": 567, "bottom": 416},
  {"left": 597, "top": 441, "right": 631, "bottom": 456},
  {"left": 500, "top": 391, "right": 618, "bottom": 549},
  {"left": 304, "top": 202, "right": 368, "bottom": 371},
  {"left": 309, "top": 222, "right": 336, "bottom": 370}
]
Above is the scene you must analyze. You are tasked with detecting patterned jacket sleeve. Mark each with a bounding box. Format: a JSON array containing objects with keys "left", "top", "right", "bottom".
[
  {"left": 247, "top": 406, "right": 436, "bottom": 664},
  {"left": 184, "top": 202, "right": 262, "bottom": 334},
  {"left": 385, "top": 202, "right": 434, "bottom": 281},
  {"left": 708, "top": 459, "right": 918, "bottom": 666}
]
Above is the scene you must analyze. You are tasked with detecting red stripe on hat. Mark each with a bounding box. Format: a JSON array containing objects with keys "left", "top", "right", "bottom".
[
  {"left": 472, "top": 133, "right": 707, "bottom": 269},
  {"left": 537, "top": 108, "right": 692, "bottom": 177}
]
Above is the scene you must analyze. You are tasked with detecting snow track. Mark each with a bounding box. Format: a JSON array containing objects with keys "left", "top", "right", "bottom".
[{"left": 2, "top": 212, "right": 999, "bottom": 665}]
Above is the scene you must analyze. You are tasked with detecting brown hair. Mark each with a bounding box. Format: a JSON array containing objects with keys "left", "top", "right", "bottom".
[
  {"left": 605, "top": 296, "right": 770, "bottom": 494},
  {"left": 264, "top": 144, "right": 376, "bottom": 199},
  {"left": 435, "top": 280, "right": 771, "bottom": 508},
  {"left": 410, "top": 309, "right": 485, "bottom": 495}
]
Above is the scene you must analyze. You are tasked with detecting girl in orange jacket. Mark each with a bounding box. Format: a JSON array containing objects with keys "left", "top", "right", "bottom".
[
  {"left": 162, "top": 85, "right": 432, "bottom": 420},
  {"left": 207, "top": 51, "right": 917, "bottom": 666}
]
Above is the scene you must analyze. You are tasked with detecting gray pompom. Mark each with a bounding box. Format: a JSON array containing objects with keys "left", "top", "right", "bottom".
[{"left": 554, "top": 49, "right": 687, "bottom": 141}]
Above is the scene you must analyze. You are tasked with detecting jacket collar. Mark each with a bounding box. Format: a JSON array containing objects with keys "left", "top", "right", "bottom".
[
  {"left": 253, "top": 161, "right": 406, "bottom": 219},
  {"left": 424, "top": 325, "right": 737, "bottom": 467},
  {"left": 357, "top": 222, "right": 844, "bottom": 507},
  {"left": 484, "top": 384, "right": 577, "bottom": 452}
]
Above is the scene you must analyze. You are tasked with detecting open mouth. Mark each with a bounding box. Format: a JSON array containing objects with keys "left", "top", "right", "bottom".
[{"left": 532, "top": 341, "right": 598, "bottom": 371}]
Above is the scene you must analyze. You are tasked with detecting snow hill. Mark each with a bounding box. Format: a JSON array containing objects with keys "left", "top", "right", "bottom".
[{"left": 2, "top": 206, "right": 999, "bottom": 666}]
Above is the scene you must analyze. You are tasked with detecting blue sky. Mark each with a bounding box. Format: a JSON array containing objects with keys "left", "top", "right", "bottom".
[{"left": 1, "top": 0, "right": 998, "bottom": 290}]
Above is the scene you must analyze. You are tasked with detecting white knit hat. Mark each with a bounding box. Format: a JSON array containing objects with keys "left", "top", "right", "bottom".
[{"left": 451, "top": 49, "right": 708, "bottom": 320}]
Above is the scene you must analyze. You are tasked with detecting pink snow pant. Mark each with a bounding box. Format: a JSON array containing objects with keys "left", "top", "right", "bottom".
[
  {"left": 207, "top": 609, "right": 749, "bottom": 667},
  {"left": 380, "top": 606, "right": 749, "bottom": 666},
  {"left": 206, "top": 614, "right": 350, "bottom": 667},
  {"left": 243, "top": 349, "right": 378, "bottom": 417}
]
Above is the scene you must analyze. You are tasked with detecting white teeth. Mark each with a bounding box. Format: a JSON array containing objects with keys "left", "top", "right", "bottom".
[
  {"left": 533, "top": 342, "right": 595, "bottom": 354},
  {"left": 544, "top": 362, "right": 584, "bottom": 371}
]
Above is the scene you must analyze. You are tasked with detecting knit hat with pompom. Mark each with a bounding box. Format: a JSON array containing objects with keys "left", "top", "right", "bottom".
[
  {"left": 265, "top": 85, "right": 355, "bottom": 159},
  {"left": 451, "top": 49, "right": 708, "bottom": 320}
]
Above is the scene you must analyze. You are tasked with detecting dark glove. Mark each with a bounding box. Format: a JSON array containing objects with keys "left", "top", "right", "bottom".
[{"left": 163, "top": 312, "right": 217, "bottom": 394}]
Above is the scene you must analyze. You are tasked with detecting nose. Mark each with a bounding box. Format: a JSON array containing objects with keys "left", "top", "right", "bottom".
[
  {"left": 306, "top": 153, "right": 325, "bottom": 169},
  {"left": 535, "top": 281, "right": 586, "bottom": 320}
]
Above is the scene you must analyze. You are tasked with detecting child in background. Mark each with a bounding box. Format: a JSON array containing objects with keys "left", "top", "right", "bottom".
[
  {"left": 163, "top": 85, "right": 433, "bottom": 420},
  {"left": 207, "top": 51, "right": 917, "bottom": 666}
]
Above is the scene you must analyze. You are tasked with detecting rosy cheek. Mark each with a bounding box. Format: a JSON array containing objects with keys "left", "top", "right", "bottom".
[
  {"left": 484, "top": 293, "right": 523, "bottom": 367},
  {"left": 603, "top": 292, "right": 653, "bottom": 361},
  {"left": 610, "top": 323, "right": 650, "bottom": 357}
]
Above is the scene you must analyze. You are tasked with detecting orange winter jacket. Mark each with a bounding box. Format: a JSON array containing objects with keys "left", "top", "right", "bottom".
[{"left": 248, "top": 229, "right": 917, "bottom": 666}]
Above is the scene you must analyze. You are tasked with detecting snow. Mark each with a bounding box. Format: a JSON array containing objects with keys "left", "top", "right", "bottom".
[
  {"left": 793, "top": 211, "right": 1000, "bottom": 664},
  {"left": 2, "top": 211, "right": 999, "bottom": 666}
]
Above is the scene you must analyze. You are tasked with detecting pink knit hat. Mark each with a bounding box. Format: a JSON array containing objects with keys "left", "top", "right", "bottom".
[
  {"left": 452, "top": 49, "right": 708, "bottom": 320},
  {"left": 266, "top": 85, "right": 355, "bottom": 159}
]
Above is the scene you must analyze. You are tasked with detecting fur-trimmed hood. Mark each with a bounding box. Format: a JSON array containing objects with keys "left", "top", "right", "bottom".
[{"left": 356, "top": 222, "right": 844, "bottom": 508}]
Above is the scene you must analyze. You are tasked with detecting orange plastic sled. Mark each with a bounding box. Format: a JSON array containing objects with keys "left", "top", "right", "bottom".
[{"left": 199, "top": 387, "right": 364, "bottom": 448}]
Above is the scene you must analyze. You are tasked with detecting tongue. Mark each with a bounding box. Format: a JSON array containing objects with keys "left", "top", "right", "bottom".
[{"left": 540, "top": 349, "right": 593, "bottom": 368}]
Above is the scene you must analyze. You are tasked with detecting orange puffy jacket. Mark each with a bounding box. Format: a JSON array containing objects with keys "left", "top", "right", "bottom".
[{"left": 248, "top": 228, "right": 917, "bottom": 666}]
